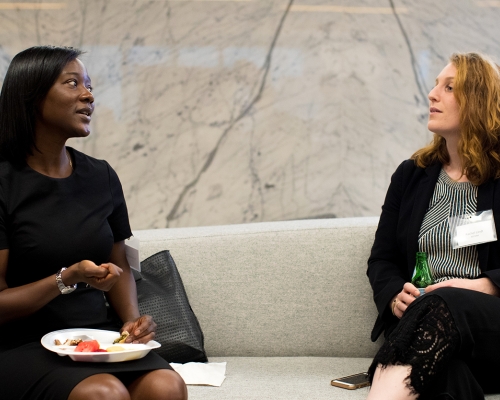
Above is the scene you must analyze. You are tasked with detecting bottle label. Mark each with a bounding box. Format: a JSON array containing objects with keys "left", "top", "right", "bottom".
[{"left": 449, "top": 210, "right": 497, "bottom": 250}]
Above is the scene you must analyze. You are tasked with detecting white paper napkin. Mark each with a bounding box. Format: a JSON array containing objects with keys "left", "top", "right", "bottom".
[{"left": 170, "top": 362, "right": 227, "bottom": 386}]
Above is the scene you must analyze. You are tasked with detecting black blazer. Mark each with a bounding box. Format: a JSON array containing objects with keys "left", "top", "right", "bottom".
[{"left": 367, "top": 159, "right": 500, "bottom": 341}]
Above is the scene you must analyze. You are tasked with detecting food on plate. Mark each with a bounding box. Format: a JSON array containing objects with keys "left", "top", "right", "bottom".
[
  {"left": 75, "top": 340, "right": 101, "bottom": 352},
  {"left": 56, "top": 339, "right": 130, "bottom": 353},
  {"left": 113, "top": 330, "right": 130, "bottom": 344},
  {"left": 106, "top": 346, "right": 125, "bottom": 352},
  {"left": 54, "top": 338, "right": 83, "bottom": 346},
  {"left": 52, "top": 333, "right": 138, "bottom": 353}
]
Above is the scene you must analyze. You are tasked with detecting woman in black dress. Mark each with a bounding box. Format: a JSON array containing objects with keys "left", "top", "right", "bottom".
[
  {"left": 366, "top": 53, "right": 500, "bottom": 399},
  {"left": 0, "top": 46, "right": 187, "bottom": 400}
]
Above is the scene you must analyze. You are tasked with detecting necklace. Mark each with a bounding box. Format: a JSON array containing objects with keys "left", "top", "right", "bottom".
[{"left": 66, "top": 149, "right": 73, "bottom": 170}]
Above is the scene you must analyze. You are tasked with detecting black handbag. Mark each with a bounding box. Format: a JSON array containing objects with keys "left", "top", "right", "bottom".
[{"left": 133, "top": 250, "right": 208, "bottom": 363}]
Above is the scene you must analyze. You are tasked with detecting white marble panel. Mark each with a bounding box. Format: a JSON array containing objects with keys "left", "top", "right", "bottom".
[{"left": 1, "top": 0, "right": 500, "bottom": 228}]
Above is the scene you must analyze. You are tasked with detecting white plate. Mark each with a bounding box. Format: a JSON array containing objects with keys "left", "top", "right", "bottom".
[{"left": 41, "top": 328, "right": 161, "bottom": 363}]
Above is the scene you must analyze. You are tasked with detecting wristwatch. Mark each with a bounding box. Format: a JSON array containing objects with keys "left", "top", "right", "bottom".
[{"left": 56, "top": 267, "right": 77, "bottom": 294}]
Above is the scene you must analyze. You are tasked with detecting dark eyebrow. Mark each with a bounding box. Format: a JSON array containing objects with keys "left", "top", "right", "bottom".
[
  {"left": 61, "top": 71, "right": 92, "bottom": 84},
  {"left": 62, "top": 72, "right": 80, "bottom": 77}
]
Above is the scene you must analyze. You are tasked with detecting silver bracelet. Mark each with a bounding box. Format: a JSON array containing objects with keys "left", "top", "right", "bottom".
[{"left": 56, "top": 267, "right": 77, "bottom": 294}]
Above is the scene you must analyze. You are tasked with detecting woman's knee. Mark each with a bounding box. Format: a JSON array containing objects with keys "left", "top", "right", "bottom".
[
  {"left": 129, "top": 369, "right": 187, "bottom": 400},
  {"left": 162, "top": 370, "right": 188, "bottom": 400},
  {"left": 69, "top": 373, "right": 130, "bottom": 400}
]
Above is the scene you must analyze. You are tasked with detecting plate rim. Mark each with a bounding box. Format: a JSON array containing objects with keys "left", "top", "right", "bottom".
[{"left": 41, "top": 328, "right": 161, "bottom": 358}]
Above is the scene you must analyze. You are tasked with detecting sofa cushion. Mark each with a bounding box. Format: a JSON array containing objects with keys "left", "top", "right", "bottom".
[
  {"left": 134, "top": 217, "right": 383, "bottom": 358},
  {"left": 186, "top": 357, "right": 500, "bottom": 400},
  {"left": 187, "top": 357, "right": 372, "bottom": 400}
]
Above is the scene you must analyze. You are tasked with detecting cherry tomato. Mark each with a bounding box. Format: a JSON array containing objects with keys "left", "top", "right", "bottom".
[{"left": 75, "top": 340, "right": 101, "bottom": 352}]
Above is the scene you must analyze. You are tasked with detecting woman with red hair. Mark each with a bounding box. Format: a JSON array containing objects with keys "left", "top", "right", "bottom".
[{"left": 367, "top": 53, "right": 500, "bottom": 399}]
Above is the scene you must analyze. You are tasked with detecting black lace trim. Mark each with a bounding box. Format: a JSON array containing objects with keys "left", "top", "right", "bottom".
[{"left": 368, "top": 295, "right": 460, "bottom": 395}]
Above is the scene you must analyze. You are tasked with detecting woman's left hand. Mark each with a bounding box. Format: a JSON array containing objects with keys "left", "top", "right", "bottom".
[
  {"left": 425, "top": 277, "right": 500, "bottom": 296},
  {"left": 120, "top": 315, "right": 157, "bottom": 344}
]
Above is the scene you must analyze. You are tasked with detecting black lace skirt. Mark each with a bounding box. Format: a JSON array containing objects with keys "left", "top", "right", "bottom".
[{"left": 369, "top": 287, "right": 500, "bottom": 400}]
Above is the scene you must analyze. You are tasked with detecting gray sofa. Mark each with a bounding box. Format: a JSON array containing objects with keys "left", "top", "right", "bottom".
[{"left": 133, "top": 217, "right": 500, "bottom": 400}]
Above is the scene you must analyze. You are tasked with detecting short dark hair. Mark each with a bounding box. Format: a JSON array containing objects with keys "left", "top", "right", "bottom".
[{"left": 0, "top": 45, "right": 83, "bottom": 163}]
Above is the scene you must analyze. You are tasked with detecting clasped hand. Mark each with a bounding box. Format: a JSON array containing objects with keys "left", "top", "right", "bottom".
[
  {"left": 391, "top": 277, "right": 500, "bottom": 318},
  {"left": 70, "top": 260, "right": 123, "bottom": 291}
]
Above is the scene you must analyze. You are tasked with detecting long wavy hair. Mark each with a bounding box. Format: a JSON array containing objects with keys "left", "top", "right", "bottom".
[
  {"left": 412, "top": 52, "right": 500, "bottom": 185},
  {"left": 0, "top": 46, "right": 82, "bottom": 164}
]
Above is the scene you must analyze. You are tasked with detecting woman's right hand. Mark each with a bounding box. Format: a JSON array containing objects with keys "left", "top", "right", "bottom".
[
  {"left": 66, "top": 260, "right": 123, "bottom": 291},
  {"left": 391, "top": 282, "right": 421, "bottom": 319}
]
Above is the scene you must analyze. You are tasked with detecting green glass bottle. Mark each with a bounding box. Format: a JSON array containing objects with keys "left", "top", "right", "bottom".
[{"left": 411, "top": 252, "right": 434, "bottom": 295}]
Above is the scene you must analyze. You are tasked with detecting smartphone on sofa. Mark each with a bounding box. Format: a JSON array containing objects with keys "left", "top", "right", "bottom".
[{"left": 331, "top": 372, "right": 370, "bottom": 390}]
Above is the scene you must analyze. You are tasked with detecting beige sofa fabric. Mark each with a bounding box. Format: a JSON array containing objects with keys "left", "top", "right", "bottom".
[
  {"left": 134, "top": 217, "right": 382, "bottom": 358},
  {"left": 133, "top": 218, "right": 500, "bottom": 399}
]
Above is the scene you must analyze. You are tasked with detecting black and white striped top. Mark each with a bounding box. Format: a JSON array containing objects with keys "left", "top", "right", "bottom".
[{"left": 418, "top": 168, "right": 480, "bottom": 283}]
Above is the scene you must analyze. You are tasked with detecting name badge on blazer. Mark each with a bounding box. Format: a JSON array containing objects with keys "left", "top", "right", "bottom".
[{"left": 449, "top": 210, "right": 497, "bottom": 249}]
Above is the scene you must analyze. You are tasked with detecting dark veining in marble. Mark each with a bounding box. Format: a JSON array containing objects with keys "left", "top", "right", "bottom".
[
  {"left": 248, "top": 125, "right": 265, "bottom": 223},
  {"left": 165, "top": 0, "right": 295, "bottom": 227},
  {"left": 388, "top": 0, "right": 428, "bottom": 106}
]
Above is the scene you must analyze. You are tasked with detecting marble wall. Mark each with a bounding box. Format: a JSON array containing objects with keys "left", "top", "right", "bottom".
[{"left": 1, "top": 0, "right": 500, "bottom": 229}]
